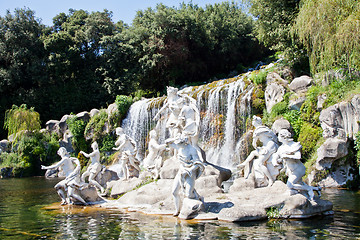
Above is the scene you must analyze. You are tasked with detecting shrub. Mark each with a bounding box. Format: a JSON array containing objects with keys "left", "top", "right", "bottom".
[
  {"left": 298, "top": 122, "right": 322, "bottom": 160},
  {"left": 85, "top": 110, "right": 109, "bottom": 141},
  {"left": 0, "top": 131, "right": 60, "bottom": 177},
  {"left": 249, "top": 70, "right": 268, "bottom": 85},
  {"left": 283, "top": 110, "right": 302, "bottom": 141},
  {"left": 67, "top": 116, "right": 88, "bottom": 153},
  {"left": 100, "top": 135, "right": 116, "bottom": 152},
  {"left": 115, "top": 95, "right": 133, "bottom": 118}
]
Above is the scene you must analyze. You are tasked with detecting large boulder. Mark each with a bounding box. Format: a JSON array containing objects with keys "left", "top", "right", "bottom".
[
  {"left": 316, "top": 138, "right": 348, "bottom": 170},
  {"left": 76, "top": 111, "right": 90, "bottom": 122},
  {"left": 0, "top": 139, "right": 10, "bottom": 153},
  {"left": 73, "top": 186, "right": 104, "bottom": 204},
  {"left": 289, "top": 75, "right": 313, "bottom": 93},
  {"left": 264, "top": 72, "right": 288, "bottom": 113},
  {"left": 89, "top": 108, "right": 100, "bottom": 118},
  {"left": 45, "top": 120, "right": 60, "bottom": 135},
  {"left": 107, "top": 103, "right": 118, "bottom": 116},
  {"left": 59, "top": 115, "right": 71, "bottom": 135},
  {"left": 271, "top": 118, "right": 292, "bottom": 135},
  {"left": 265, "top": 83, "right": 286, "bottom": 113},
  {"left": 95, "top": 169, "right": 119, "bottom": 188}
]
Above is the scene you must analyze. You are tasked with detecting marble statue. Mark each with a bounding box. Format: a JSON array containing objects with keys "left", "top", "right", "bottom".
[
  {"left": 65, "top": 157, "right": 88, "bottom": 205},
  {"left": 178, "top": 95, "right": 203, "bottom": 162},
  {"left": 113, "top": 127, "right": 141, "bottom": 179},
  {"left": 239, "top": 116, "right": 280, "bottom": 187},
  {"left": 166, "top": 136, "right": 205, "bottom": 216},
  {"left": 80, "top": 141, "right": 105, "bottom": 194},
  {"left": 41, "top": 147, "right": 75, "bottom": 205},
  {"left": 143, "top": 129, "right": 167, "bottom": 179},
  {"left": 153, "top": 86, "right": 184, "bottom": 139},
  {"left": 275, "top": 129, "right": 321, "bottom": 200}
]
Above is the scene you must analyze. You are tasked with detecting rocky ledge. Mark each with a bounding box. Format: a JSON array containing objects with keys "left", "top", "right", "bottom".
[{"left": 102, "top": 177, "right": 333, "bottom": 222}]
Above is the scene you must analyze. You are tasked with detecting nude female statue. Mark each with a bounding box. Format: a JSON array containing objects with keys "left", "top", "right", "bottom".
[
  {"left": 41, "top": 147, "right": 75, "bottom": 205},
  {"left": 143, "top": 129, "right": 167, "bottom": 178},
  {"left": 80, "top": 141, "right": 104, "bottom": 194},
  {"left": 113, "top": 127, "right": 141, "bottom": 179},
  {"left": 275, "top": 129, "right": 321, "bottom": 200}
]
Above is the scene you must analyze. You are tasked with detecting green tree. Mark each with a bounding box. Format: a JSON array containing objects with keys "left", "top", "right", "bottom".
[
  {"left": 294, "top": 0, "right": 360, "bottom": 73},
  {"left": 0, "top": 8, "right": 46, "bottom": 138},
  {"left": 4, "top": 104, "right": 41, "bottom": 138}
]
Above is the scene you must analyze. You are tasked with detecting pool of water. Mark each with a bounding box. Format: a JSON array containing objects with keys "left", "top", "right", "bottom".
[{"left": 1, "top": 177, "right": 360, "bottom": 239}]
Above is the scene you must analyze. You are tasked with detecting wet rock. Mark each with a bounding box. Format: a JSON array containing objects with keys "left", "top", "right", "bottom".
[
  {"left": 179, "top": 198, "right": 204, "bottom": 220},
  {"left": 96, "top": 169, "right": 119, "bottom": 188},
  {"left": 107, "top": 103, "right": 118, "bottom": 116},
  {"left": 45, "top": 169, "right": 59, "bottom": 178},
  {"left": 73, "top": 186, "right": 104, "bottom": 205}
]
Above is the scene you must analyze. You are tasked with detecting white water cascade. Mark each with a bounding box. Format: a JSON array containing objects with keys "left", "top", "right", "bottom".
[{"left": 121, "top": 75, "right": 253, "bottom": 170}]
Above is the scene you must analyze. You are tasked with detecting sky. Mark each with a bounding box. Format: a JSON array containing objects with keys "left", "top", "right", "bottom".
[{"left": 0, "top": 0, "right": 232, "bottom": 26}]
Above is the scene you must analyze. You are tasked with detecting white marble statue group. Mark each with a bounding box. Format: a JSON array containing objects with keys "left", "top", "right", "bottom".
[
  {"left": 239, "top": 115, "right": 321, "bottom": 200},
  {"left": 41, "top": 141, "right": 105, "bottom": 205},
  {"left": 149, "top": 86, "right": 205, "bottom": 216},
  {"left": 44, "top": 85, "right": 321, "bottom": 210}
]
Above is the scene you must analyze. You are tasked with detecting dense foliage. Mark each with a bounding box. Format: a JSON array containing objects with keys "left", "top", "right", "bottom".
[
  {"left": 294, "top": 0, "right": 360, "bottom": 74},
  {"left": 0, "top": 3, "right": 269, "bottom": 138}
]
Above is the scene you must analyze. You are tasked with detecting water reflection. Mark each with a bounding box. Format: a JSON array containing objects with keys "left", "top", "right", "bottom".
[{"left": 1, "top": 178, "right": 360, "bottom": 239}]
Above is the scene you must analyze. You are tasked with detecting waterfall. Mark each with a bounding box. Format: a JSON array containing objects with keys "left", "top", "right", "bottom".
[{"left": 121, "top": 76, "right": 253, "bottom": 170}]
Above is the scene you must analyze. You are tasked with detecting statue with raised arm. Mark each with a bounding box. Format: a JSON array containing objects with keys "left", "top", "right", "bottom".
[
  {"left": 80, "top": 141, "right": 105, "bottom": 194},
  {"left": 238, "top": 116, "right": 280, "bottom": 187},
  {"left": 143, "top": 129, "right": 167, "bottom": 179},
  {"left": 166, "top": 136, "right": 205, "bottom": 216},
  {"left": 41, "top": 147, "right": 75, "bottom": 205},
  {"left": 113, "top": 127, "right": 141, "bottom": 179},
  {"left": 65, "top": 157, "right": 88, "bottom": 205},
  {"left": 275, "top": 129, "right": 321, "bottom": 200}
]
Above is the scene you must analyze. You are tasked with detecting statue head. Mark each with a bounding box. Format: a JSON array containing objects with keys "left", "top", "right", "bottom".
[
  {"left": 167, "top": 86, "right": 178, "bottom": 96},
  {"left": 278, "top": 129, "right": 292, "bottom": 143},
  {"left": 57, "top": 147, "right": 68, "bottom": 157},
  {"left": 115, "top": 127, "right": 124, "bottom": 135},
  {"left": 149, "top": 129, "right": 157, "bottom": 139},
  {"left": 252, "top": 115, "right": 262, "bottom": 128},
  {"left": 91, "top": 141, "right": 98, "bottom": 150}
]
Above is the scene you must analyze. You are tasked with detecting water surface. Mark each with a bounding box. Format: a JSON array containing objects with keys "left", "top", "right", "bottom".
[{"left": 1, "top": 177, "right": 360, "bottom": 239}]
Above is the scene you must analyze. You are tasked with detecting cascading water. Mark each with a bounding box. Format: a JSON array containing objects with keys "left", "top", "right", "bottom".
[{"left": 121, "top": 75, "right": 253, "bottom": 170}]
